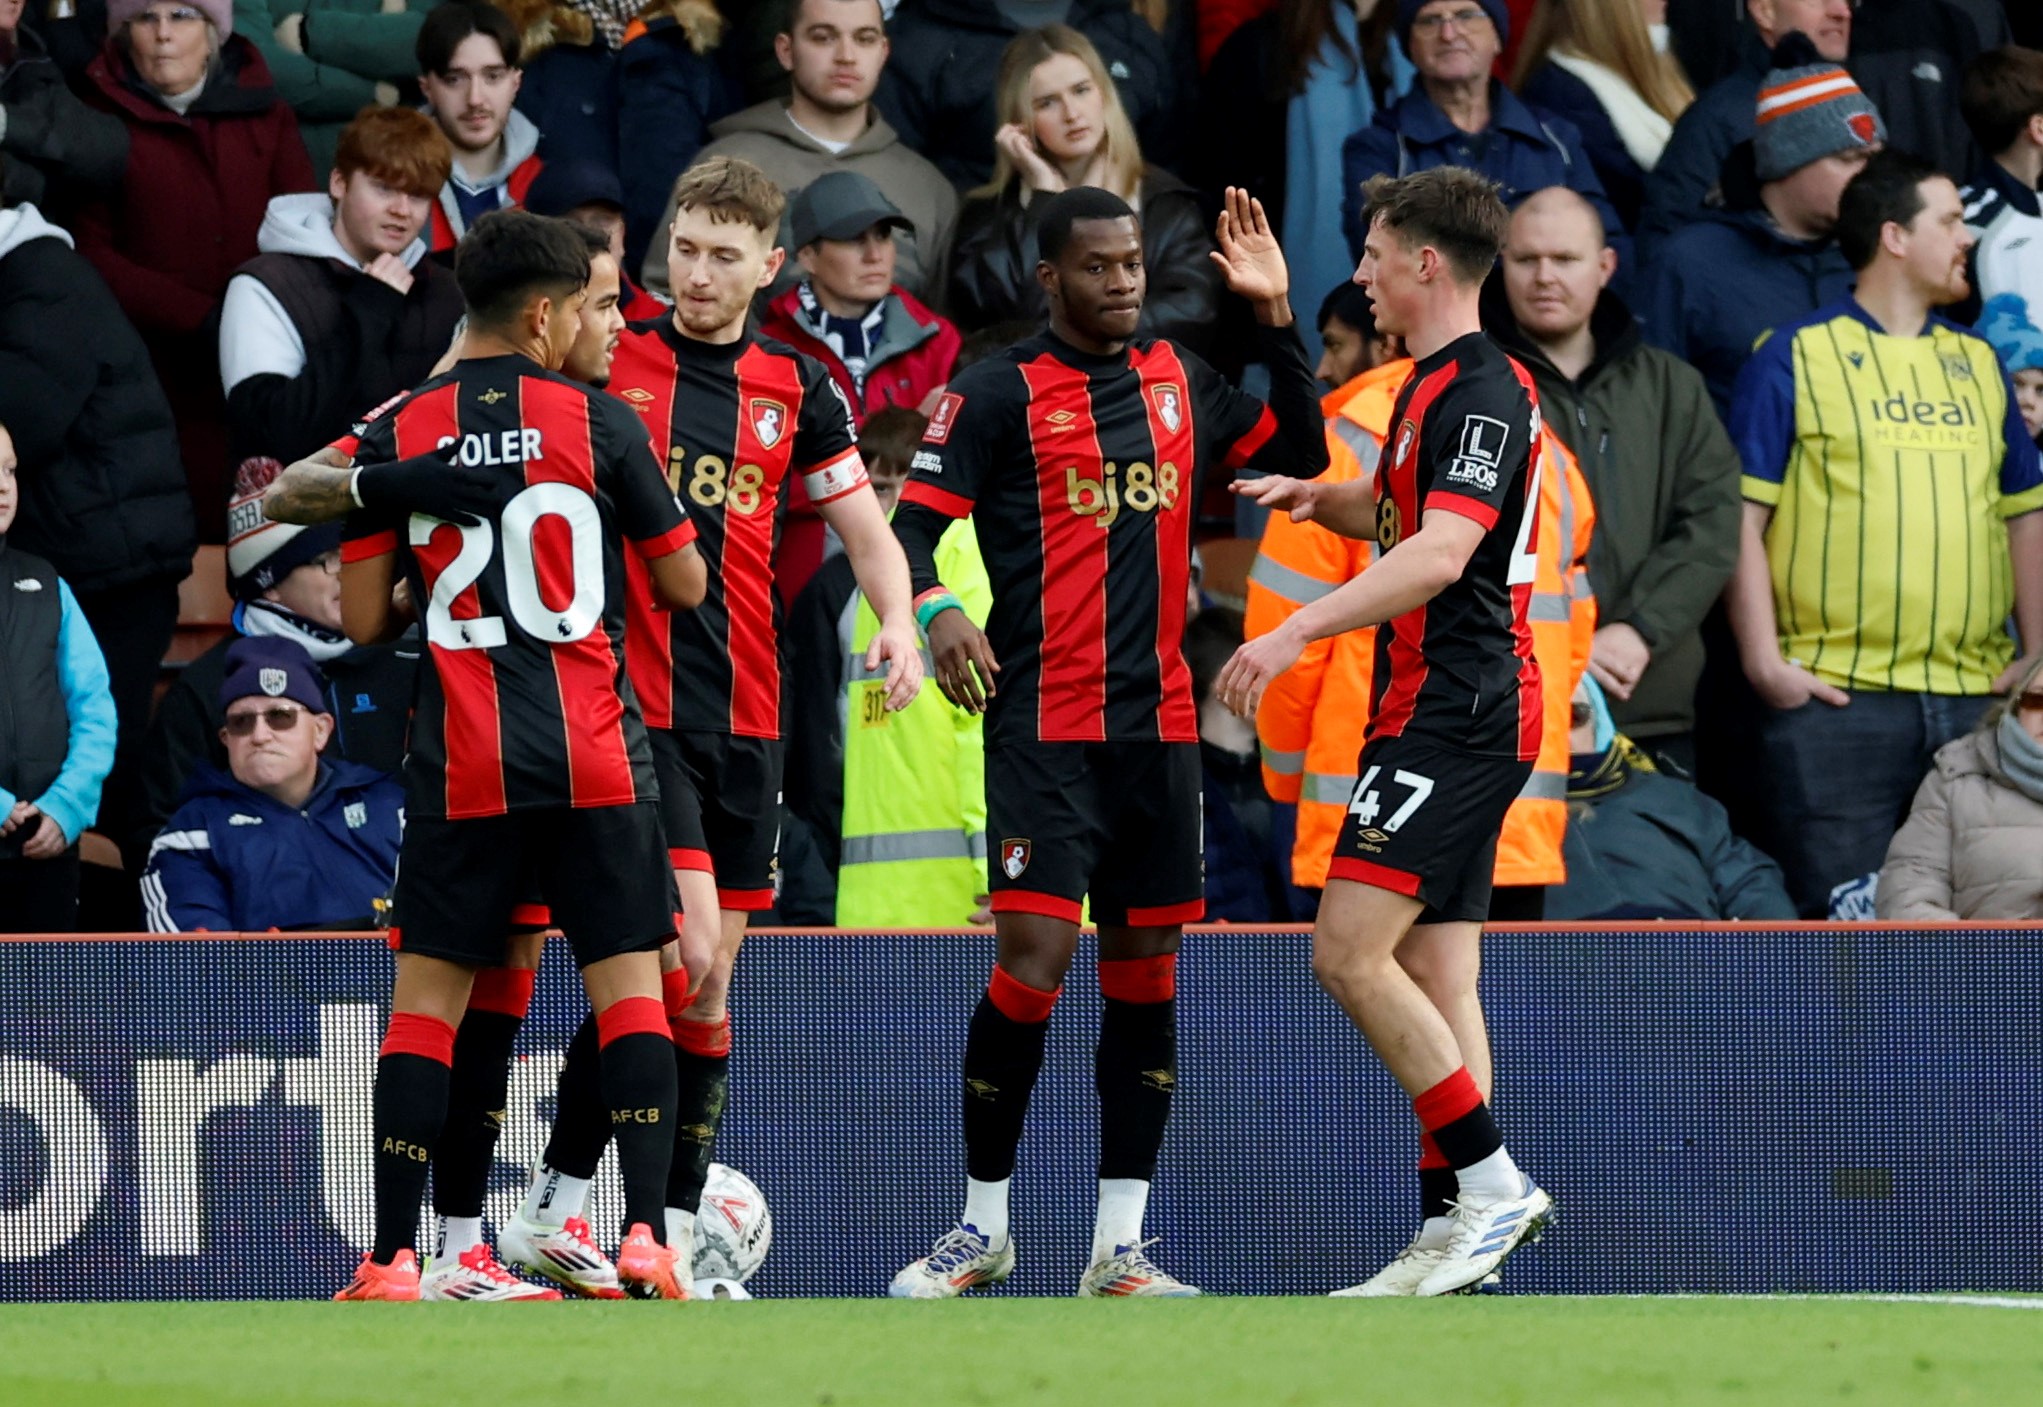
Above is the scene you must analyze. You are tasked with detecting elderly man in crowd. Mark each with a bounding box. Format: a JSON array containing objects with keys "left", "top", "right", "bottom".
[{"left": 141, "top": 637, "right": 403, "bottom": 933}]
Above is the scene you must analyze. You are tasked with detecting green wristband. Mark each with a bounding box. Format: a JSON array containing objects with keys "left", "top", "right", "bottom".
[{"left": 915, "top": 592, "right": 963, "bottom": 634}]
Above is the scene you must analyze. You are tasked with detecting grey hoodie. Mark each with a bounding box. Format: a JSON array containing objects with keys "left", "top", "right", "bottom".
[
  {"left": 645, "top": 100, "right": 958, "bottom": 301},
  {"left": 217, "top": 192, "right": 430, "bottom": 394}
]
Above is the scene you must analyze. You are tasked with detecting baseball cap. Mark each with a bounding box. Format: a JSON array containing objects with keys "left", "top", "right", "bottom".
[
  {"left": 790, "top": 171, "right": 914, "bottom": 251},
  {"left": 523, "top": 159, "right": 626, "bottom": 219}
]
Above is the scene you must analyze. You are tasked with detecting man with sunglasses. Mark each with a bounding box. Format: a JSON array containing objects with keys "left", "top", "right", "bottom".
[{"left": 139, "top": 637, "right": 403, "bottom": 933}]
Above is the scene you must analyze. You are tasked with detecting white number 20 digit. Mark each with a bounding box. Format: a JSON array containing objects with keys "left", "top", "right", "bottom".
[{"left": 412, "top": 483, "right": 604, "bottom": 651}]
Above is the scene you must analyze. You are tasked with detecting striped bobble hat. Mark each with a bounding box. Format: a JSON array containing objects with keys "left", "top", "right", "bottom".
[{"left": 1753, "top": 33, "right": 1885, "bottom": 183}]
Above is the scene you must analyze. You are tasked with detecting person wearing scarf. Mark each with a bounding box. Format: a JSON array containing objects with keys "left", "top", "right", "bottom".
[
  {"left": 1879, "top": 656, "right": 2043, "bottom": 920},
  {"left": 1550, "top": 677, "right": 1794, "bottom": 921}
]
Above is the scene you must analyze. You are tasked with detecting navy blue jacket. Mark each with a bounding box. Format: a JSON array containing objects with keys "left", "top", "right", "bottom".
[
  {"left": 1517, "top": 62, "right": 1647, "bottom": 231},
  {"left": 140, "top": 759, "right": 402, "bottom": 932},
  {"left": 1340, "top": 80, "right": 1625, "bottom": 267},
  {"left": 1636, "top": 161, "right": 1854, "bottom": 421},
  {"left": 1635, "top": 32, "right": 1767, "bottom": 262}
]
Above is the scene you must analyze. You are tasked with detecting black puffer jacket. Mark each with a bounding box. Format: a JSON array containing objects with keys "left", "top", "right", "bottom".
[
  {"left": 0, "top": 204, "right": 195, "bottom": 593},
  {"left": 875, "top": 0, "right": 1189, "bottom": 191},
  {"left": 941, "top": 167, "right": 1220, "bottom": 357},
  {"left": 0, "top": 26, "right": 128, "bottom": 216}
]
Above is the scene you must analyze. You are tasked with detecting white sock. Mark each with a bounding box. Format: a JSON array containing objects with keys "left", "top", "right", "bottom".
[
  {"left": 961, "top": 1177, "right": 1011, "bottom": 1246},
  {"left": 1416, "top": 1215, "right": 1457, "bottom": 1250},
  {"left": 437, "top": 1215, "right": 484, "bottom": 1261},
  {"left": 1091, "top": 1178, "right": 1150, "bottom": 1261},
  {"left": 520, "top": 1164, "right": 591, "bottom": 1229},
  {"left": 1454, "top": 1146, "right": 1525, "bottom": 1207},
  {"left": 664, "top": 1207, "right": 696, "bottom": 1252}
]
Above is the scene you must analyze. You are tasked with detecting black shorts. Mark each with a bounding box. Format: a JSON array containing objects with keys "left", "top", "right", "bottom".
[
  {"left": 1326, "top": 735, "right": 1530, "bottom": 924},
  {"left": 985, "top": 741, "right": 1204, "bottom": 927},
  {"left": 657, "top": 729, "right": 784, "bottom": 912},
  {"left": 510, "top": 735, "right": 702, "bottom": 930},
  {"left": 391, "top": 803, "right": 677, "bottom": 969}
]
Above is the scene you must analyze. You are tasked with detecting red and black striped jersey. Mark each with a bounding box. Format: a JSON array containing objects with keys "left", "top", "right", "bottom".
[
  {"left": 894, "top": 327, "right": 1327, "bottom": 748},
  {"left": 1369, "top": 331, "right": 1544, "bottom": 761},
  {"left": 339, "top": 354, "right": 697, "bottom": 820},
  {"left": 605, "top": 318, "right": 866, "bottom": 737}
]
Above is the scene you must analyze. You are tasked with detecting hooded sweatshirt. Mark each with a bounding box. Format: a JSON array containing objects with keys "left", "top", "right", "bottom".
[
  {"left": 218, "top": 190, "right": 463, "bottom": 471},
  {"left": 648, "top": 100, "right": 958, "bottom": 302},
  {"left": 427, "top": 106, "right": 544, "bottom": 250}
]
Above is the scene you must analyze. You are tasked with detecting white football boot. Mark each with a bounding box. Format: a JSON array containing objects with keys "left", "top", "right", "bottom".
[
  {"left": 1413, "top": 1182, "right": 1555, "bottom": 1297},
  {"left": 420, "top": 1242, "right": 562, "bottom": 1301},
  {"left": 1330, "top": 1226, "right": 1452, "bottom": 1297},
  {"left": 888, "top": 1225, "right": 1016, "bottom": 1299},
  {"left": 498, "top": 1213, "right": 625, "bottom": 1299},
  {"left": 1076, "top": 1240, "right": 1202, "bottom": 1298}
]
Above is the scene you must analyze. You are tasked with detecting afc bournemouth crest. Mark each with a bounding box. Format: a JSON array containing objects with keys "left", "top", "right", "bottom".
[
  {"left": 258, "top": 668, "right": 289, "bottom": 697},
  {"left": 749, "top": 398, "right": 787, "bottom": 450},
  {"left": 1151, "top": 383, "right": 1184, "bottom": 434},
  {"left": 1001, "top": 838, "right": 1032, "bottom": 880},
  {"left": 1394, "top": 418, "right": 1417, "bottom": 467}
]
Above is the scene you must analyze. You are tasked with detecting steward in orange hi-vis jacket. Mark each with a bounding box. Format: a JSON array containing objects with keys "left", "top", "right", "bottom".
[{"left": 1247, "top": 357, "right": 1596, "bottom": 891}]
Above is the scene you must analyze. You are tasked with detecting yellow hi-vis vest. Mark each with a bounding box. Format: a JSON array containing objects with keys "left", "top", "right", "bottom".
[{"left": 835, "top": 518, "right": 994, "bottom": 926}]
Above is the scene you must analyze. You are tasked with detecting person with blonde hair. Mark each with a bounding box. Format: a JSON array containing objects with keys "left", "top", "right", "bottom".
[
  {"left": 1514, "top": 0, "right": 1694, "bottom": 227},
  {"left": 941, "top": 24, "right": 1220, "bottom": 355}
]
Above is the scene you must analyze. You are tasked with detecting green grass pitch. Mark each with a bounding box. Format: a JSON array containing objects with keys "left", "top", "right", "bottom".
[{"left": 3, "top": 1298, "right": 2040, "bottom": 1406}]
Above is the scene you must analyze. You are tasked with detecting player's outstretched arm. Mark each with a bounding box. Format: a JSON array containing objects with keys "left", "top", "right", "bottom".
[
  {"left": 1233, "top": 473, "right": 1379, "bottom": 539},
  {"left": 822, "top": 485, "right": 924, "bottom": 711},
  {"left": 1216, "top": 509, "right": 1483, "bottom": 716},
  {"left": 265, "top": 448, "right": 500, "bottom": 527},
  {"left": 262, "top": 447, "right": 357, "bottom": 525},
  {"left": 646, "top": 541, "right": 707, "bottom": 611}
]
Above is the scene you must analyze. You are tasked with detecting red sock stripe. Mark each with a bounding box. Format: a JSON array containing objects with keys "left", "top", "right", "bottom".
[
  {"left": 1413, "top": 1067, "right": 1484, "bottom": 1133},
  {"left": 468, "top": 967, "right": 536, "bottom": 1018},
  {"left": 379, "top": 1011, "right": 456, "bottom": 1064},
  {"left": 671, "top": 1014, "right": 732, "bottom": 1058},
  {"left": 1418, "top": 1130, "right": 1451, "bottom": 1170},
  {"left": 596, "top": 996, "right": 670, "bottom": 1048},
  {"left": 1098, "top": 953, "right": 1177, "bottom": 1003},
  {"left": 661, "top": 967, "right": 694, "bottom": 1019},
  {"left": 987, "top": 965, "right": 1060, "bottom": 1024}
]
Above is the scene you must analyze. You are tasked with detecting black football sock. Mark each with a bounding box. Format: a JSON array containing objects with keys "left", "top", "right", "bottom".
[
  {"left": 540, "top": 1012, "right": 610, "bottom": 1182},
  {"left": 432, "top": 969, "right": 533, "bottom": 1232},
  {"left": 962, "top": 966, "right": 1059, "bottom": 1184},
  {"left": 1095, "top": 955, "right": 1179, "bottom": 1182},
  {"left": 667, "top": 1014, "right": 731, "bottom": 1219},
  {"left": 595, "top": 997, "right": 678, "bottom": 1240},
  {"left": 372, "top": 1013, "right": 457, "bottom": 1264}
]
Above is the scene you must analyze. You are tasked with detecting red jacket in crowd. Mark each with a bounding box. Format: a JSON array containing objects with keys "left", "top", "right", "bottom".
[
  {"left": 75, "top": 36, "right": 313, "bottom": 539},
  {"left": 756, "top": 282, "right": 960, "bottom": 427}
]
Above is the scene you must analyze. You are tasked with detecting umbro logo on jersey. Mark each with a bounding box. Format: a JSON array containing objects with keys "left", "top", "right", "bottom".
[
  {"left": 228, "top": 814, "right": 263, "bottom": 826},
  {"left": 749, "top": 398, "right": 788, "bottom": 449},
  {"left": 477, "top": 388, "right": 507, "bottom": 405},
  {"left": 620, "top": 387, "right": 655, "bottom": 403},
  {"left": 1046, "top": 409, "right": 1078, "bottom": 431}
]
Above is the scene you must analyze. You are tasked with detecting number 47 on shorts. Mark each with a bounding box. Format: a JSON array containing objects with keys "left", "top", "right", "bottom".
[{"left": 1348, "top": 765, "right": 1434, "bottom": 831}]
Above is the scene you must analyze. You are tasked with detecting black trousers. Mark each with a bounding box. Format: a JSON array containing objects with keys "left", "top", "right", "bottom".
[{"left": 0, "top": 849, "right": 82, "bottom": 933}]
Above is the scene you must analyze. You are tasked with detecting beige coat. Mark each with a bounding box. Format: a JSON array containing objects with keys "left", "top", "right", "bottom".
[{"left": 1878, "top": 729, "right": 2043, "bottom": 920}]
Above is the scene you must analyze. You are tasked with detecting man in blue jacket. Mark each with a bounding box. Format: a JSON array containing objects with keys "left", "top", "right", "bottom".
[
  {"left": 141, "top": 637, "right": 403, "bottom": 933},
  {"left": 1340, "top": 0, "right": 1623, "bottom": 268},
  {"left": 1638, "top": 35, "right": 1883, "bottom": 420},
  {"left": 0, "top": 423, "right": 117, "bottom": 933}
]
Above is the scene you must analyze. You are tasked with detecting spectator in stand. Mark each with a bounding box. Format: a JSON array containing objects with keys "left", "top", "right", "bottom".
[
  {"left": 1339, "top": 0, "right": 1623, "bottom": 268},
  {"left": 1638, "top": 0, "right": 1850, "bottom": 257},
  {"left": 1185, "top": 605, "right": 1295, "bottom": 923},
  {"left": 876, "top": 0, "right": 1187, "bottom": 192},
  {"left": 1878, "top": 655, "right": 2043, "bottom": 921},
  {"left": 1485, "top": 187, "right": 1739, "bottom": 773},
  {"left": 140, "top": 636, "right": 404, "bottom": 933},
  {"left": 605, "top": 0, "right": 741, "bottom": 278},
  {"left": 1512, "top": 0, "right": 1694, "bottom": 230},
  {"left": 522, "top": 0, "right": 730, "bottom": 187},
  {"left": 522, "top": 157, "right": 665, "bottom": 319},
  {"left": 416, "top": 1, "right": 541, "bottom": 252},
  {"left": 648, "top": 0, "right": 953, "bottom": 304},
  {"left": 759, "top": 171, "right": 959, "bottom": 423},
  {"left": 1639, "top": 34, "right": 1879, "bottom": 420},
  {"left": 218, "top": 105, "right": 462, "bottom": 482},
  {"left": 130, "top": 459, "right": 413, "bottom": 869},
  {"left": 1982, "top": 299, "right": 2043, "bottom": 446},
  {"left": 942, "top": 24, "right": 1219, "bottom": 353},
  {"left": 76, "top": 0, "right": 314, "bottom": 535},
  {"left": 0, "top": 425, "right": 117, "bottom": 935},
  {"left": 1, "top": 0, "right": 128, "bottom": 216},
  {"left": 1727, "top": 149, "right": 2043, "bottom": 916},
  {"left": 236, "top": 0, "right": 421, "bottom": 176},
  {"left": 780, "top": 406, "right": 991, "bottom": 927},
  {"left": 1196, "top": 0, "right": 1412, "bottom": 364},
  {"left": 1550, "top": 676, "right": 1794, "bottom": 921},
  {"left": 0, "top": 162, "right": 197, "bottom": 855},
  {"left": 1844, "top": 0, "right": 1983, "bottom": 188},
  {"left": 1313, "top": 278, "right": 1396, "bottom": 390},
  {"left": 1958, "top": 47, "right": 2043, "bottom": 333}
]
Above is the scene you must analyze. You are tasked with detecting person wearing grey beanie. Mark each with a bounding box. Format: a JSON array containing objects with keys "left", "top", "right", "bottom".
[{"left": 1751, "top": 32, "right": 1885, "bottom": 182}]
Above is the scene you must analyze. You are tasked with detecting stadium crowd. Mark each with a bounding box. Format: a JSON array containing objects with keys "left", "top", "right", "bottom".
[{"left": 3, "top": 0, "right": 2043, "bottom": 941}]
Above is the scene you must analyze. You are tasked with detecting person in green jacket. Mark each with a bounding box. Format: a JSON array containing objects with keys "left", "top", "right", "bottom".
[{"left": 236, "top": 0, "right": 433, "bottom": 174}]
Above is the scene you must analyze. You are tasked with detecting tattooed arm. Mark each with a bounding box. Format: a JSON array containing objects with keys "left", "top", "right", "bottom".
[{"left": 261, "top": 446, "right": 358, "bottom": 525}]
